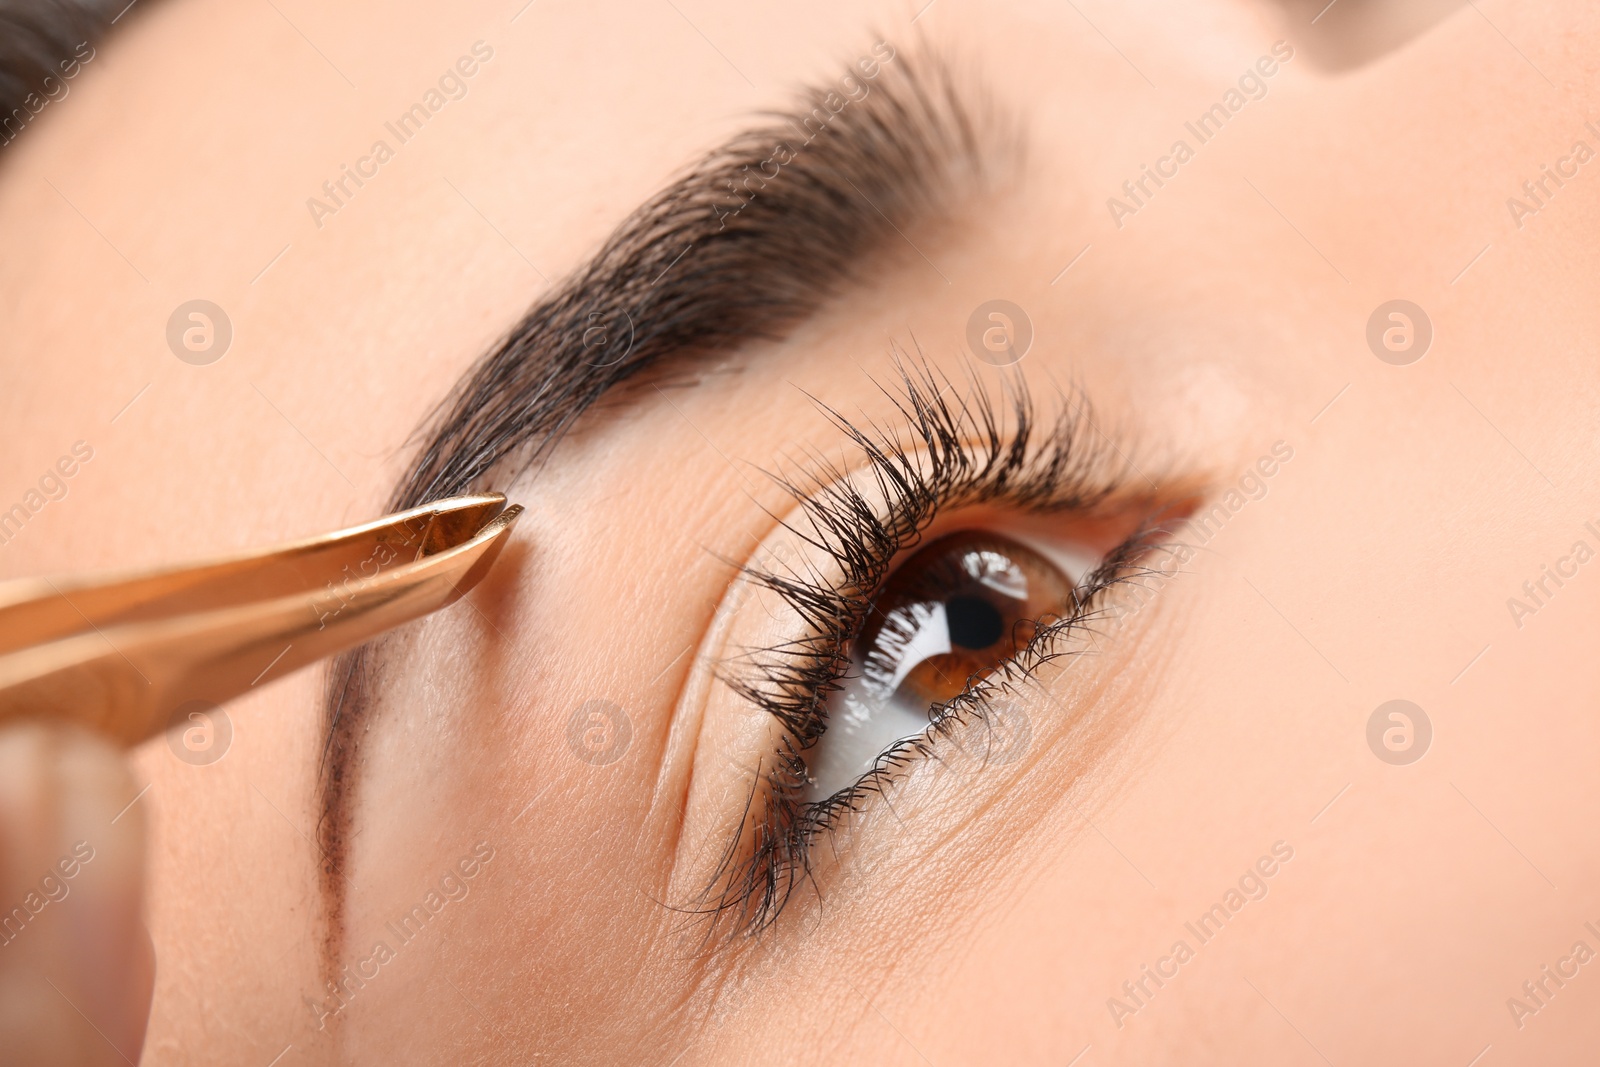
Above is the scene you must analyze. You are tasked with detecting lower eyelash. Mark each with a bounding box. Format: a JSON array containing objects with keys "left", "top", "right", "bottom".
[{"left": 690, "top": 354, "right": 1166, "bottom": 939}]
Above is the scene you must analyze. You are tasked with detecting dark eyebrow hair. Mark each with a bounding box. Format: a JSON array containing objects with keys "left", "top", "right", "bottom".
[
  {"left": 0, "top": 0, "right": 123, "bottom": 150},
  {"left": 316, "top": 45, "right": 1004, "bottom": 954}
]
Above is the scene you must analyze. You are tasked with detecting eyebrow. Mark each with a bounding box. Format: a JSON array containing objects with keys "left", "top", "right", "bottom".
[
  {"left": 315, "top": 45, "right": 999, "bottom": 951},
  {"left": 0, "top": 0, "right": 120, "bottom": 151}
]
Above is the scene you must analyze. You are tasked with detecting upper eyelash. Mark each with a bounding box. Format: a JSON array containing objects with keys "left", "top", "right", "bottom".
[{"left": 689, "top": 354, "right": 1161, "bottom": 940}]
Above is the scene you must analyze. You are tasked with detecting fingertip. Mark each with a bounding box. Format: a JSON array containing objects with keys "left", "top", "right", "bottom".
[{"left": 0, "top": 721, "right": 153, "bottom": 1065}]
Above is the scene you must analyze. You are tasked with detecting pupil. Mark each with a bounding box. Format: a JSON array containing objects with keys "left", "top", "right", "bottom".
[{"left": 944, "top": 594, "right": 1004, "bottom": 650}]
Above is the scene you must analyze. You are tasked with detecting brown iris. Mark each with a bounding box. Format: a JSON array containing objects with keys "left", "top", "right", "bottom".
[{"left": 854, "top": 530, "right": 1080, "bottom": 711}]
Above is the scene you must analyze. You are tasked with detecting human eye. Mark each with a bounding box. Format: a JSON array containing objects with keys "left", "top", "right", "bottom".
[
  {"left": 684, "top": 359, "right": 1190, "bottom": 937},
  {"left": 803, "top": 527, "right": 1092, "bottom": 803}
]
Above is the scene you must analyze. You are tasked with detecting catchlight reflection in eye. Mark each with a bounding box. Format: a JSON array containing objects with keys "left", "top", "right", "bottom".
[{"left": 805, "top": 530, "right": 1085, "bottom": 801}]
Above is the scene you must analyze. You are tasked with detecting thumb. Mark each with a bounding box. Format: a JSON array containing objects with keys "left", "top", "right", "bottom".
[{"left": 0, "top": 721, "right": 154, "bottom": 1066}]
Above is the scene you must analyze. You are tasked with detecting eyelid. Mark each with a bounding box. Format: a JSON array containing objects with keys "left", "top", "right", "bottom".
[{"left": 1004, "top": 530, "right": 1099, "bottom": 586}]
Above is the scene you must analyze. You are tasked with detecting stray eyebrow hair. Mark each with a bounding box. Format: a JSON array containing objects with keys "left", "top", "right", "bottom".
[{"left": 316, "top": 45, "right": 1010, "bottom": 958}]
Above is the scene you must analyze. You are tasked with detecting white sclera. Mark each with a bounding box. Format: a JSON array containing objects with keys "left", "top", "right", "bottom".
[{"left": 805, "top": 601, "right": 951, "bottom": 802}]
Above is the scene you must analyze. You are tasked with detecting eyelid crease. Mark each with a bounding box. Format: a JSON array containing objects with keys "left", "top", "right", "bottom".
[
  {"left": 684, "top": 353, "right": 1181, "bottom": 942},
  {"left": 316, "top": 48, "right": 1010, "bottom": 973}
]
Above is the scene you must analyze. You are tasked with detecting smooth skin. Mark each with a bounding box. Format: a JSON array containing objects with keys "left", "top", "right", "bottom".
[{"left": 1, "top": 0, "right": 1598, "bottom": 1063}]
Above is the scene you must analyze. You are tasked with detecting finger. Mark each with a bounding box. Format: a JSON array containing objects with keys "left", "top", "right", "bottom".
[{"left": 0, "top": 722, "right": 153, "bottom": 1066}]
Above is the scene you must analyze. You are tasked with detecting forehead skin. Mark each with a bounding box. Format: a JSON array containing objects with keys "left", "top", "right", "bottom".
[{"left": 4, "top": 0, "right": 1600, "bottom": 1063}]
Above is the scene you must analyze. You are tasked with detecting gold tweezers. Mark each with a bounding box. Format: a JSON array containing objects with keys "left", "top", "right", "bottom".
[{"left": 0, "top": 494, "right": 522, "bottom": 748}]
